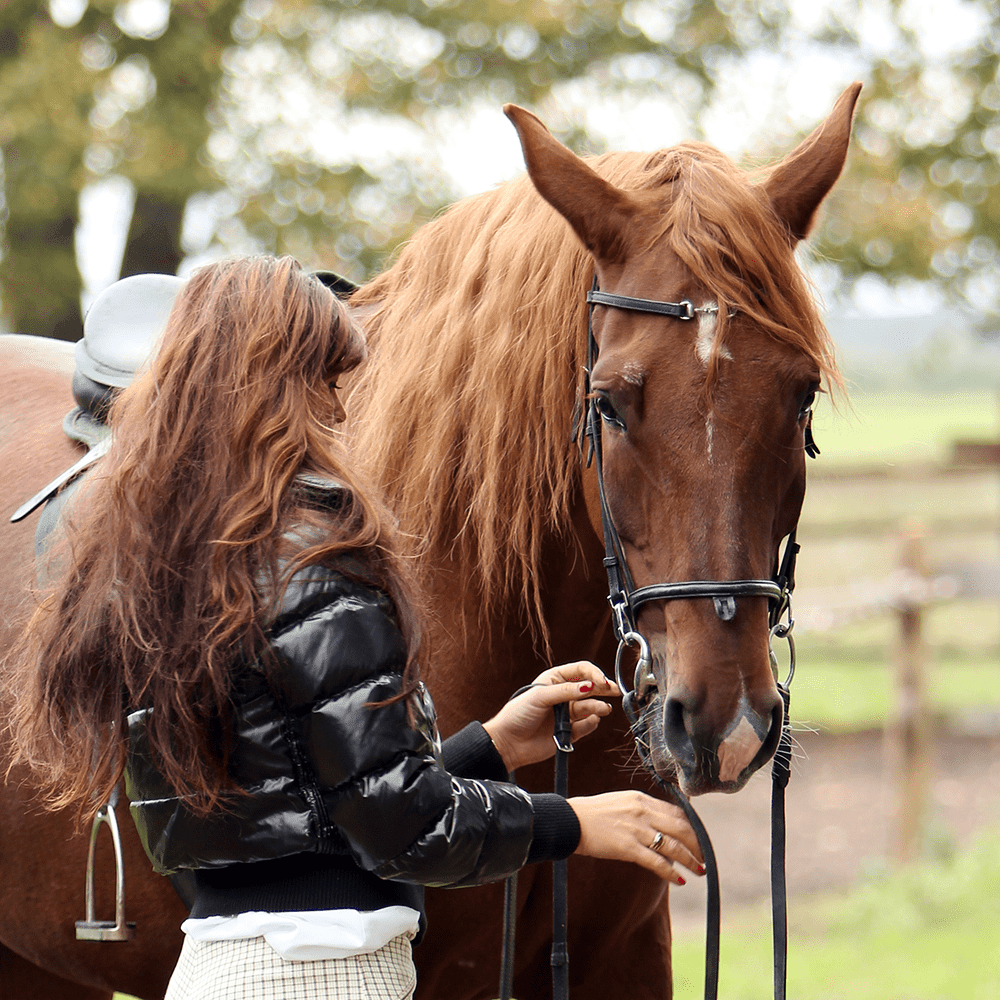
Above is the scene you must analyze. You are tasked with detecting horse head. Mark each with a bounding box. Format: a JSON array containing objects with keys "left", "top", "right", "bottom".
[{"left": 505, "top": 84, "right": 859, "bottom": 796}]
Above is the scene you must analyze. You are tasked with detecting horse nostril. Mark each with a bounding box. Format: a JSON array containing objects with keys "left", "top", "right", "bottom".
[{"left": 663, "top": 697, "right": 698, "bottom": 771}]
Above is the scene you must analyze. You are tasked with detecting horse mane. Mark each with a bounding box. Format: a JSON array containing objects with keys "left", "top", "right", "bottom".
[{"left": 348, "top": 142, "right": 839, "bottom": 646}]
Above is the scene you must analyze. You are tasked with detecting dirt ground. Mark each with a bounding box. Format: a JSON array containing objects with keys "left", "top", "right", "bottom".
[{"left": 666, "top": 722, "right": 1000, "bottom": 933}]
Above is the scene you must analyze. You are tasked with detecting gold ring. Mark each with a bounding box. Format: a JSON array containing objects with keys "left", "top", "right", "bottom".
[{"left": 649, "top": 831, "right": 664, "bottom": 852}]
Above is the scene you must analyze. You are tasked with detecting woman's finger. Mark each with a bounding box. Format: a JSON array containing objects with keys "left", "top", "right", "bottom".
[
  {"left": 569, "top": 791, "right": 706, "bottom": 884},
  {"left": 631, "top": 848, "right": 688, "bottom": 885},
  {"left": 532, "top": 661, "right": 616, "bottom": 690},
  {"left": 521, "top": 680, "right": 619, "bottom": 710},
  {"left": 646, "top": 828, "right": 704, "bottom": 876},
  {"left": 648, "top": 803, "right": 704, "bottom": 868},
  {"left": 568, "top": 716, "right": 601, "bottom": 741},
  {"left": 568, "top": 698, "right": 615, "bottom": 720}
]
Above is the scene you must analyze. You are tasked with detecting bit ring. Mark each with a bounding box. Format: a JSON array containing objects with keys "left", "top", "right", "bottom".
[{"left": 649, "top": 831, "right": 664, "bottom": 852}]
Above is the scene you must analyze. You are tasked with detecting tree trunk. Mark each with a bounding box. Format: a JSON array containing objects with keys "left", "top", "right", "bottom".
[
  {"left": 119, "top": 191, "right": 184, "bottom": 279},
  {"left": 0, "top": 150, "right": 83, "bottom": 342}
]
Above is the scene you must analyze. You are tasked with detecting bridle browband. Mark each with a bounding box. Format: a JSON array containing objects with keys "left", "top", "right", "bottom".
[{"left": 584, "top": 277, "right": 801, "bottom": 1000}]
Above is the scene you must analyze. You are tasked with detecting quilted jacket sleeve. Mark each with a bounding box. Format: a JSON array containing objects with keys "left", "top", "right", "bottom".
[{"left": 268, "top": 570, "right": 573, "bottom": 889}]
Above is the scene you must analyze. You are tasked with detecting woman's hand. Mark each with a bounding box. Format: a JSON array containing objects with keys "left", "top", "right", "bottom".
[
  {"left": 482, "top": 662, "right": 620, "bottom": 772},
  {"left": 568, "top": 791, "right": 705, "bottom": 886}
]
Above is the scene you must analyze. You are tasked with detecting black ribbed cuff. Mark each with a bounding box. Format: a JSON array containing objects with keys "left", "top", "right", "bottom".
[
  {"left": 441, "top": 721, "right": 508, "bottom": 781},
  {"left": 188, "top": 853, "right": 424, "bottom": 921},
  {"left": 525, "top": 793, "right": 580, "bottom": 864}
]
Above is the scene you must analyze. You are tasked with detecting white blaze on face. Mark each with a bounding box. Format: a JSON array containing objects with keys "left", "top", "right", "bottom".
[
  {"left": 695, "top": 305, "right": 718, "bottom": 366},
  {"left": 716, "top": 715, "right": 765, "bottom": 784},
  {"left": 695, "top": 304, "right": 732, "bottom": 460}
]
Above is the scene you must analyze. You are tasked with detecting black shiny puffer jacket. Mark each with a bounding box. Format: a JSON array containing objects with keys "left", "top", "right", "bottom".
[{"left": 126, "top": 552, "right": 578, "bottom": 919}]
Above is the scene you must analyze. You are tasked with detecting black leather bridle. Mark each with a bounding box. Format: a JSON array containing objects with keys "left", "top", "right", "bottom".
[
  {"left": 582, "top": 280, "right": 804, "bottom": 1000},
  {"left": 498, "top": 279, "right": 813, "bottom": 1000}
]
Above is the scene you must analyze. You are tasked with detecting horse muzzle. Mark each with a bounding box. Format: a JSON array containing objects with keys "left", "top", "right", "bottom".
[{"left": 633, "top": 684, "right": 784, "bottom": 796}]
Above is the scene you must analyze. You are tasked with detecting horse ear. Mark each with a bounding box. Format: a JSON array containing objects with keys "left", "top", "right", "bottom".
[
  {"left": 503, "top": 104, "right": 638, "bottom": 263},
  {"left": 763, "top": 82, "right": 863, "bottom": 244}
]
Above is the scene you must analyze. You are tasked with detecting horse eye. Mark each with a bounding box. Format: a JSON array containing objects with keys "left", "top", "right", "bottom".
[
  {"left": 798, "top": 388, "right": 817, "bottom": 420},
  {"left": 595, "top": 393, "right": 626, "bottom": 431}
]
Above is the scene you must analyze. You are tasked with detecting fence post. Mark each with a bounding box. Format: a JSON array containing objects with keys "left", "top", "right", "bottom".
[{"left": 886, "top": 519, "right": 931, "bottom": 863}]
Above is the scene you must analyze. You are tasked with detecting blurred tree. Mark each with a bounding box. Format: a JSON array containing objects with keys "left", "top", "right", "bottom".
[
  {"left": 0, "top": 0, "right": 790, "bottom": 337},
  {"left": 198, "top": 0, "right": 792, "bottom": 277},
  {"left": 0, "top": 2, "right": 92, "bottom": 340},
  {"left": 810, "top": 0, "right": 1000, "bottom": 333},
  {"left": 9, "top": 0, "right": 1000, "bottom": 342},
  {"left": 0, "top": 0, "right": 240, "bottom": 340}
]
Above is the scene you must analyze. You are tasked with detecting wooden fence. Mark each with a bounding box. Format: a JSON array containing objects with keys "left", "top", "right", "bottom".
[{"left": 793, "top": 521, "right": 999, "bottom": 861}]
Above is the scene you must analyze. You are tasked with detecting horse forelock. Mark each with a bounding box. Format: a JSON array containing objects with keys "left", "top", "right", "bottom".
[
  {"left": 630, "top": 141, "right": 839, "bottom": 396},
  {"left": 347, "top": 142, "right": 839, "bottom": 646}
]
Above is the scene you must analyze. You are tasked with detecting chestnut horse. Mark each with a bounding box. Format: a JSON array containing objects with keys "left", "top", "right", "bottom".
[{"left": 0, "top": 83, "right": 858, "bottom": 999}]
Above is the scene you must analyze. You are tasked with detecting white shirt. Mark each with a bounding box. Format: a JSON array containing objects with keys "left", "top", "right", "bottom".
[{"left": 181, "top": 906, "right": 421, "bottom": 960}]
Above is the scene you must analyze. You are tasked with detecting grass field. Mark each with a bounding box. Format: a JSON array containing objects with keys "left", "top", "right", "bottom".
[
  {"left": 811, "top": 388, "right": 998, "bottom": 469},
  {"left": 672, "top": 831, "right": 1000, "bottom": 999},
  {"left": 788, "top": 387, "right": 1000, "bottom": 730}
]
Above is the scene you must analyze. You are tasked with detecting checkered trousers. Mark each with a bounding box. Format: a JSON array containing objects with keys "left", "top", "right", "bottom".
[{"left": 164, "top": 932, "right": 417, "bottom": 1000}]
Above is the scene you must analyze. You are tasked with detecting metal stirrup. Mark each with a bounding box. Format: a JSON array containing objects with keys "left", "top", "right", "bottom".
[{"left": 75, "top": 790, "right": 136, "bottom": 942}]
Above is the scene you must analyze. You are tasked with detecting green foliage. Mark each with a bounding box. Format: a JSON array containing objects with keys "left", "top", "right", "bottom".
[
  {"left": 4, "top": 2, "right": 1000, "bottom": 337},
  {"left": 0, "top": 4, "right": 93, "bottom": 337},
  {"left": 194, "top": 0, "right": 788, "bottom": 277},
  {"left": 813, "top": 6, "right": 1000, "bottom": 328},
  {"left": 0, "top": 0, "right": 243, "bottom": 335}
]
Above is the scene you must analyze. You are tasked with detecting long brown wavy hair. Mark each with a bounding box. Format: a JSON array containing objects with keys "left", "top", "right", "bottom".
[{"left": 5, "top": 255, "right": 419, "bottom": 822}]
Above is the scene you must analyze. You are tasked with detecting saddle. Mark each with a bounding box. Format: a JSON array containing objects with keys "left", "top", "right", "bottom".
[
  {"left": 11, "top": 269, "right": 359, "bottom": 530},
  {"left": 11, "top": 272, "right": 186, "bottom": 526}
]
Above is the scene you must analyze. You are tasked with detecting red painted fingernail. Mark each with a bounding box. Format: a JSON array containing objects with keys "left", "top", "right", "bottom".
[
  {"left": 677, "top": 876, "right": 686, "bottom": 886},
  {"left": 698, "top": 865, "right": 706, "bottom": 875},
  {"left": 579, "top": 682, "right": 594, "bottom": 693}
]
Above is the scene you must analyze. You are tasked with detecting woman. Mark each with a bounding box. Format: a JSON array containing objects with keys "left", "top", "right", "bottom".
[{"left": 6, "top": 256, "right": 702, "bottom": 999}]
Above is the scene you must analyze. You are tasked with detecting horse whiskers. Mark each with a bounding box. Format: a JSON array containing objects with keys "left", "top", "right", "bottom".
[
  {"left": 788, "top": 719, "right": 819, "bottom": 736},
  {"left": 787, "top": 731, "right": 810, "bottom": 760}
]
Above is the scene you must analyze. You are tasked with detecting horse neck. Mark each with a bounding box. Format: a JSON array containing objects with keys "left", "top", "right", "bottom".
[{"left": 417, "top": 480, "right": 611, "bottom": 734}]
